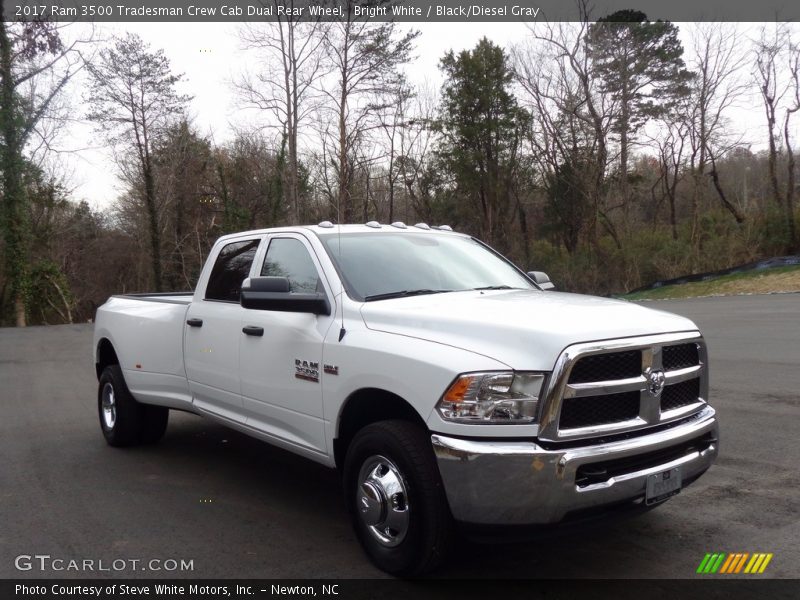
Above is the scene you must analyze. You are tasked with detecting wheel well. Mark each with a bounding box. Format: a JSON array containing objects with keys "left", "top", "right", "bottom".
[
  {"left": 333, "top": 388, "right": 427, "bottom": 468},
  {"left": 96, "top": 338, "right": 119, "bottom": 380}
]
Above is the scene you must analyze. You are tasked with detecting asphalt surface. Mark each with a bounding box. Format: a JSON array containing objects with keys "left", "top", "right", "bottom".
[{"left": 1, "top": 294, "right": 798, "bottom": 579}]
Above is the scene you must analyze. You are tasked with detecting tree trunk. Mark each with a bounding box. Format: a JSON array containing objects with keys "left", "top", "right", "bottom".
[
  {"left": 286, "top": 25, "right": 301, "bottom": 224},
  {"left": 765, "top": 101, "right": 783, "bottom": 211},
  {"left": 785, "top": 111, "right": 798, "bottom": 251},
  {"left": 619, "top": 74, "right": 630, "bottom": 227},
  {"left": 336, "top": 25, "right": 351, "bottom": 224},
  {"left": 338, "top": 81, "right": 350, "bottom": 222},
  {"left": 517, "top": 196, "right": 530, "bottom": 268},
  {"left": 709, "top": 162, "right": 746, "bottom": 225},
  {"left": 0, "top": 14, "right": 28, "bottom": 327},
  {"left": 142, "top": 159, "right": 163, "bottom": 292},
  {"left": 387, "top": 136, "right": 395, "bottom": 223},
  {"left": 668, "top": 192, "right": 678, "bottom": 240},
  {"left": 45, "top": 274, "right": 73, "bottom": 324},
  {"left": 288, "top": 125, "right": 299, "bottom": 222},
  {"left": 690, "top": 169, "right": 703, "bottom": 251}
]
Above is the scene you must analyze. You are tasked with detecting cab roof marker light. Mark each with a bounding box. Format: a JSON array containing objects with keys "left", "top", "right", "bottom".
[
  {"left": 391, "top": 222, "right": 408, "bottom": 229},
  {"left": 318, "top": 221, "right": 335, "bottom": 228},
  {"left": 414, "top": 223, "right": 431, "bottom": 230},
  {"left": 365, "top": 221, "right": 382, "bottom": 228},
  {"left": 438, "top": 225, "right": 453, "bottom": 231}
]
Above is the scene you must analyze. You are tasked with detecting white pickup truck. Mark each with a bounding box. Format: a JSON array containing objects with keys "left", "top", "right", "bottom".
[{"left": 93, "top": 223, "right": 719, "bottom": 575}]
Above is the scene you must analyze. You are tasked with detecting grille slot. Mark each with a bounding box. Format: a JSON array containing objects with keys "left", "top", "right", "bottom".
[
  {"left": 663, "top": 343, "right": 700, "bottom": 371},
  {"left": 575, "top": 432, "right": 715, "bottom": 487},
  {"left": 560, "top": 391, "right": 640, "bottom": 430},
  {"left": 568, "top": 350, "right": 642, "bottom": 384},
  {"left": 661, "top": 378, "right": 701, "bottom": 412}
]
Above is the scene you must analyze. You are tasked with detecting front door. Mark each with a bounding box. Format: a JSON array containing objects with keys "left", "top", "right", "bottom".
[{"left": 239, "top": 234, "right": 336, "bottom": 453}]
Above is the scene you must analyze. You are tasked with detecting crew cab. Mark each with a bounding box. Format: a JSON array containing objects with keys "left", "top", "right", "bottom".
[{"left": 93, "top": 222, "right": 719, "bottom": 575}]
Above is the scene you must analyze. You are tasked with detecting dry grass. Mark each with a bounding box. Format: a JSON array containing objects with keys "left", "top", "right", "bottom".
[{"left": 622, "top": 265, "right": 800, "bottom": 301}]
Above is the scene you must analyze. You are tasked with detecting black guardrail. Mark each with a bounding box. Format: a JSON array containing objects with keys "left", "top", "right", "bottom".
[{"left": 626, "top": 255, "right": 800, "bottom": 295}]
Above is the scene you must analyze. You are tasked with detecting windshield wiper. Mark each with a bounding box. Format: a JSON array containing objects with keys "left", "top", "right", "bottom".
[
  {"left": 364, "top": 289, "right": 453, "bottom": 302},
  {"left": 473, "top": 285, "right": 517, "bottom": 291}
]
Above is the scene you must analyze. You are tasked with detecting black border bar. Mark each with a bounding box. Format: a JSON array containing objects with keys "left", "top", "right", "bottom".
[
  {"left": 4, "top": 579, "right": 800, "bottom": 600},
  {"left": 7, "top": 0, "right": 800, "bottom": 23}
]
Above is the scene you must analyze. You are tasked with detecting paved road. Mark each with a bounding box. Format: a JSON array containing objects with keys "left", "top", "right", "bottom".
[{"left": 1, "top": 294, "right": 798, "bottom": 579}]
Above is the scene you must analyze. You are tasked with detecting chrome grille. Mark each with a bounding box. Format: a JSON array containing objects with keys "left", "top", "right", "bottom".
[{"left": 538, "top": 333, "right": 708, "bottom": 441}]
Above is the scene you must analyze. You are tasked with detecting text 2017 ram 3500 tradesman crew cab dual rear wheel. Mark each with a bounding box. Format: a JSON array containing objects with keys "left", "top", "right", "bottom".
[{"left": 93, "top": 223, "right": 719, "bottom": 575}]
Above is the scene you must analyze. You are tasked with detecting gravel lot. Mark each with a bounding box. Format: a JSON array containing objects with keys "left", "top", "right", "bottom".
[{"left": 1, "top": 294, "right": 798, "bottom": 578}]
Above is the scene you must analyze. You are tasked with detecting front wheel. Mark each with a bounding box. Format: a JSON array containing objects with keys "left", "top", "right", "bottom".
[
  {"left": 343, "top": 420, "right": 453, "bottom": 576},
  {"left": 98, "top": 365, "right": 168, "bottom": 447}
]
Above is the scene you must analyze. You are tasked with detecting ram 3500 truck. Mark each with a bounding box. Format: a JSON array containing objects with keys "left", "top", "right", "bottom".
[{"left": 93, "top": 223, "right": 719, "bottom": 575}]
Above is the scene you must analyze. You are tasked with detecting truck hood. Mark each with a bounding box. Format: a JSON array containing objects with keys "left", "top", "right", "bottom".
[{"left": 359, "top": 290, "right": 698, "bottom": 370}]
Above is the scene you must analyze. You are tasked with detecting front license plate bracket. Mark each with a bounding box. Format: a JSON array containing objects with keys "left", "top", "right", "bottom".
[{"left": 645, "top": 467, "right": 682, "bottom": 505}]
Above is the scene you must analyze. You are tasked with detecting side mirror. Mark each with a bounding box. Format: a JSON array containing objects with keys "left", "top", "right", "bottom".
[
  {"left": 527, "top": 271, "right": 555, "bottom": 291},
  {"left": 240, "top": 276, "right": 331, "bottom": 315}
]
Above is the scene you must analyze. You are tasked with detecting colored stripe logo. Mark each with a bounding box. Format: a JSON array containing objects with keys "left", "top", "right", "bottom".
[{"left": 697, "top": 552, "right": 773, "bottom": 574}]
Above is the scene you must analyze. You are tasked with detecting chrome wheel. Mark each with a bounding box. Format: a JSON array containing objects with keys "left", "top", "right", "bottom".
[
  {"left": 356, "top": 455, "right": 410, "bottom": 547},
  {"left": 101, "top": 382, "right": 116, "bottom": 429}
]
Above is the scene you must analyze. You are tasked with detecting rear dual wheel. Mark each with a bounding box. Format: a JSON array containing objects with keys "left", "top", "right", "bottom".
[{"left": 98, "top": 365, "right": 168, "bottom": 446}]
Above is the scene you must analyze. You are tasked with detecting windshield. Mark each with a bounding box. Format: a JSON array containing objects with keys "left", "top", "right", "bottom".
[{"left": 318, "top": 232, "right": 536, "bottom": 301}]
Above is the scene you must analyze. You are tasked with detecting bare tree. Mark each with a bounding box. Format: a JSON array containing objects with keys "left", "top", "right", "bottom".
[
  {"left": 320, "top": 3, "right": 419, "bottom": 221},
  {"left": 516, "top": 16, "right": 618, "bottom": 250},
  {"left": 782, "top": 41, "right": 800, "bottom": 252},
  {"left": 86, "top": 33, "right": 191, "bottom": 291},
  {"left": 396, "top": 81, "right": 438, "bottom": 223},
  {"left": 754, "top": 24, "right": 799, "bottom": 251},
  {"left": 372, "top": 81, "right": 413, "bottom": 223},
  {"left": 151, "top": 120, "right": 214, "bottom": 289},
  {"left": 651, "top": 113, "right": 690, "bottom": 240},
  {"left": 237, "top": 2, "right": 326, "bottom": 223},
  {"left": 686, "top": 23, "right": 748, "bottom": 241}
]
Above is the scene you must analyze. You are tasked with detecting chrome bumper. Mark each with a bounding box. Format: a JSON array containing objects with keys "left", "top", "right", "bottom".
[{"left": 432, "top": 406, "right": 718, "bottom": 525}]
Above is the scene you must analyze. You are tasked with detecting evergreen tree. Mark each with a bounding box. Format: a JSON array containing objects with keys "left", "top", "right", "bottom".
[
  {"left": 587, "top": 11, "right": 693, "bottom": 213},
  {"left": 436, "top": 38, "right": 528, "bottom": 247}
]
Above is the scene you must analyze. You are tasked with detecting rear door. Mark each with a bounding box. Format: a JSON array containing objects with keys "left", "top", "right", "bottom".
[
  {"left": 184, "top": 237, "right": 262, "bottom": 422},
  {"left": 239, "top": 234, "right": 336, "bottom": 453}
]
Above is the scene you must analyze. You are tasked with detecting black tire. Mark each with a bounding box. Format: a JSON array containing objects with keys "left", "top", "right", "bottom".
[
  {"left": 98, "top": 365, "right": 169, "bottom": 447},
  {"left": 343, "top": 420, "right": 453, "bottom": 576},
  {"left": 140, "top": 403, "right": 170, "bottom": 444}
]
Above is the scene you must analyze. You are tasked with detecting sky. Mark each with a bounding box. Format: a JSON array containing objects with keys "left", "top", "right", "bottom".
[{"left": 54, "top": 21, "right": 772, "bottom": 211}]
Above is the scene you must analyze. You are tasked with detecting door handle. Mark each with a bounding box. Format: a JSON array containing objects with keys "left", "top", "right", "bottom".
[
  {"left": 242, "top": 326, "right": 264, "bottom": 337},
  {"left": 186, "top": 318, "right": 203, "bottom": 327}
]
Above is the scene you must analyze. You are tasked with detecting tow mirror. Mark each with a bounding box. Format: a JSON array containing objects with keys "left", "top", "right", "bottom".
[
  {"left": 240, "top": 276, "right": 331, "bottom": 315},
  {"left": 527, "top": 271, "right": 555, "bottom": 291}
]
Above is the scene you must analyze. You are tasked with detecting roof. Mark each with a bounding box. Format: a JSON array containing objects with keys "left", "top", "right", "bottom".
[{"left": 215, "top": 222, "right": 464, "bottom": 244}]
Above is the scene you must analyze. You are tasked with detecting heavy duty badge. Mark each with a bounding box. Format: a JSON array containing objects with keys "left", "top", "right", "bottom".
[{"left": 324, "top": 364, "right": 339, "bottom": 376}]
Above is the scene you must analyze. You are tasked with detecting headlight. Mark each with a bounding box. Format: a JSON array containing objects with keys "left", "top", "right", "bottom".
[{"left": 436, "top": 371, "right": 546, "bottom": 424}]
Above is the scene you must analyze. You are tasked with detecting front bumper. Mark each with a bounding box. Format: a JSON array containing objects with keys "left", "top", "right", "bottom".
[{"left": 432, "top": 406, "right": 718, "bottom": 525}]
